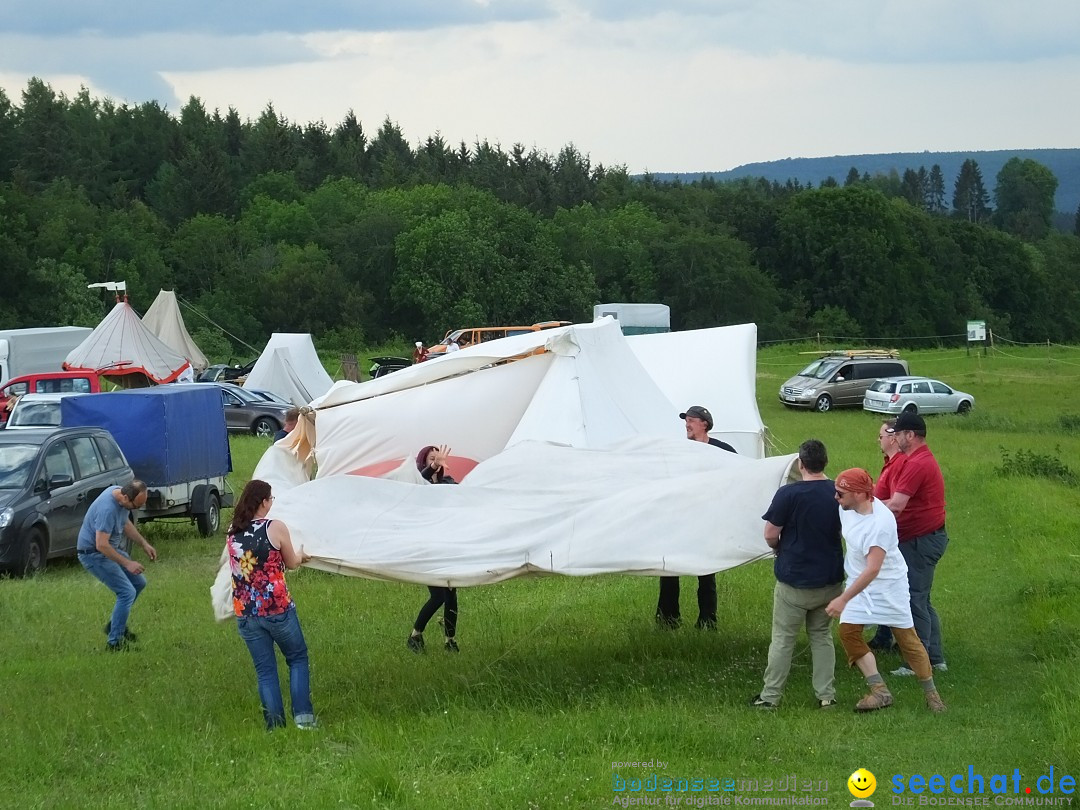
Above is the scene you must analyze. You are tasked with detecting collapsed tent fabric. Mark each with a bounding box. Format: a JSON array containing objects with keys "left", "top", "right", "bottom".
[
  {"left": 245, "top": 333, "right": 334, "bottom": 406},
  {"left": 627, "top": 324, "right": 766, "bottom": 457},
  {"left": 64, "top": 300, "right": 191, "bottom": 386},
  {"left": 255, "top": 436, "right": 796, "bottom": 587},
  {"left": 306, "top": 318, "right": 764, "bottom": 483},
  {"left": 310, "top": 318, "right": 687, "bottom": 480},
  {"left": 141, "top": 290, "right": 209, "bottom": 372}
]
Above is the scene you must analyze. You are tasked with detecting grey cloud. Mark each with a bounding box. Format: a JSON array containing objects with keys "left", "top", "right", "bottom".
[
  {"left": 0, "top": 31, "right": 319, "bottom": 109},
  {"left": 1, "top": 0, "right": 554, "bottom": 37},
  {"left": 574, "top": 0, "right": 1080, "bottom": 63}
]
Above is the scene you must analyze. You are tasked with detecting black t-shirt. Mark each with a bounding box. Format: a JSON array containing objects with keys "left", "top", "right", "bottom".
[
  {"left": 761, "top": 479, "right": 844, "bottom": 589},
  {"left": 708, "top": 437, "right": 737, "bottom": 453}
]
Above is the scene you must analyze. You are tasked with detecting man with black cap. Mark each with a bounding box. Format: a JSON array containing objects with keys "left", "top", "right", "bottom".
[
  {"left": 882, "top": 412, "right": 949, "bottom": 676},
  {"left": 655, "top": 405, "right": 736, "bottom": 629}
]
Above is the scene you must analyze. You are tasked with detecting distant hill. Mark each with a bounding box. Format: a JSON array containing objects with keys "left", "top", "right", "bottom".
[{"left": 652, "top": 149, "right": 1080, "bottom": 215}]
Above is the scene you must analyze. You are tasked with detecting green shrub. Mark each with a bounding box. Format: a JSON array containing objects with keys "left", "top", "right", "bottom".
[
  {"left": 1058, "top": 413, "right": 1080, "bottom": 433},
  {"left": 997, "top": 445, "right": 1079, "bottom": 486}
]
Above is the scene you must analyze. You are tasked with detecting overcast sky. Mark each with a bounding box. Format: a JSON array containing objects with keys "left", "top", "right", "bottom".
[{"left": 1, "top": 1, "right": 1077, "bottom": 173}]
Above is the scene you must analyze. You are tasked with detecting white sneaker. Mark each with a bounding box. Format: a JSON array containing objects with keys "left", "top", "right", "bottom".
[
  {"left": 933, "top": 662, "right": 948, "bottom": 672},
  {"left": 891, "top": 666, "right": 917, "bottom": 677}
]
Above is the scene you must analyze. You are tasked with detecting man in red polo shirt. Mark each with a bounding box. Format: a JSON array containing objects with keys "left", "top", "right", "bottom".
[{"left": 882, "top": 412, "right": 948, "bottom": 676}]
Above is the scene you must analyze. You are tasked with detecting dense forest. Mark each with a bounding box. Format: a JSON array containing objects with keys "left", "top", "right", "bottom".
[{"left": 2, "top": 78, "right": 1080, "bottom": 357}]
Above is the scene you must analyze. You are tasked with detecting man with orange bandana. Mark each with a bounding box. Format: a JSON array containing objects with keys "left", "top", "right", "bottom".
[{"left": 826, "top": 468, "right": 946, "bottom": 713}]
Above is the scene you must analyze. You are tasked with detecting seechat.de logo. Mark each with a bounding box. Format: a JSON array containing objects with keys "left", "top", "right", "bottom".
[{"left": 850, "top": 768, "right": 878, "bottom": 808}]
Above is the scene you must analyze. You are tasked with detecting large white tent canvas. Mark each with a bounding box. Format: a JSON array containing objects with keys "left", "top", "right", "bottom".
[
  {"left": 64, "top": 300, "right": 190, "bottom": 386},
  {"left": 251, "top": 319, "right": 778, "bottom": 586},
  {"left": 303, "top": 318, "right": 764, "bottom": 482},
  {"left": 245, "top": 333, "right": 334, "bottom": 406},
  {"left": 255, "top": 436, "right": 794, "bottom": 586},
  {"left": 141, "top": 290, "right": 208, "bottom": 372},
  {"left": 627, "top": 324, "right": 766, "bottom": 457}
]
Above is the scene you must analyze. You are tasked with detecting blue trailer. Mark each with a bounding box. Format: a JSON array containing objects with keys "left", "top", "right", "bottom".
[{"left": 61, "top": 385, "right": 234, "bottom": 536}]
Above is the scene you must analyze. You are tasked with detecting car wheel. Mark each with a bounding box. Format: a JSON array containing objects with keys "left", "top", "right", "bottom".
[
  {"left": 814, "top": 394, "right": 833, "bottom": 413},
  {"left": 21, "top": 528, "right": 46, "bottom": 577},
  {"left": 957, "top": 400, "right": 972, "bottom": 414},
  {"left": 253, "top": 417, "right": 279, "bottom": 438},
  {"left": 197, "top": 492, "right": 221, "bottom": 537},
  {"left": 903, "top": 403, "right": 918, "bottom": 414}
]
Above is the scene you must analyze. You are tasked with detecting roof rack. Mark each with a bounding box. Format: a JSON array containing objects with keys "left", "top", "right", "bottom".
[{"left": 798, "top": 349, "right": 901, "bottom": 358}]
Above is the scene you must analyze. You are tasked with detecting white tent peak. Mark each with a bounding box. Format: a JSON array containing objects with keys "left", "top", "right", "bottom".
[
  {"left": 64, "top": 300, "right": 191, "bottom": 386},
  {"left": 141, "top": 290, "right": 208, "bottom": 372},
  {"left": 245, "top": 333, "right": 334, "bottom": 406}
]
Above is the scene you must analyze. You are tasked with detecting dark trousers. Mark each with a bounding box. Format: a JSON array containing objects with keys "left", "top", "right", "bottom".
[
  {"left": 414, "top": 586, "right": 458, "bottom": 637},
  {"left": 656, "top": 575, "right": 717, "bottom": 628}
]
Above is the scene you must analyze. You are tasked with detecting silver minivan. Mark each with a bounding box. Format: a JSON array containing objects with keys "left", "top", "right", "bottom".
[{"left": 779, "top": 352, "right": 909, "bottom": 412}]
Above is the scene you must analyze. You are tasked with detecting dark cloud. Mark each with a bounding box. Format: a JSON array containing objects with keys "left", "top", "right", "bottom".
[{"left": 1, "top": 0, "right": 554, "bottom": 37}]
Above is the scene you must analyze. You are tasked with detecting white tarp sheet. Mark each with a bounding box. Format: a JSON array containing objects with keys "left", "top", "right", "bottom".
[
  {"left": 245, "top": 333, "right": 334, "bottom": 406},
  {"left": 627, "top": 324, "right": 766, "bottom": 457},
  {"left": 141, "top": 290, "right": 208, "bottom": 372},
  {"left": 255, "top": 436, "right": 795, "bottom": 586}
]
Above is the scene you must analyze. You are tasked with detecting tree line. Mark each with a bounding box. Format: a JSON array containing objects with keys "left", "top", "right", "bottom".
[{"left": 2, "top": 78, "right": 1079, "bottom": 357}]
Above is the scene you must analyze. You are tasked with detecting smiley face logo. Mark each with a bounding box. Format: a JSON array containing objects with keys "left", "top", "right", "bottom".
[{"left": 848, "top": 769, "right": 877, "bottom": 799}]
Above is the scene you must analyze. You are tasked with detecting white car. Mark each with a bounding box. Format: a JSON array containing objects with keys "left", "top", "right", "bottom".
[
  {"left": 863, "top": 376, "right": 974, "bottom": 416},
  {"left": 3, "top": 392, "right": 83, "bottom": 430}
]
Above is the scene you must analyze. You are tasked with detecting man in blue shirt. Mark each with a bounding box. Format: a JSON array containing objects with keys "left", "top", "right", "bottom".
[
  {"left": 750, "top": 439, "right": 844, "bottom": 708},
  {"left": 76, "top": 481, "right": 158, "bottom": 651}
]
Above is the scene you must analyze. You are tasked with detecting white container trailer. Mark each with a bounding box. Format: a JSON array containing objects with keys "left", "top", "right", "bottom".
[{"left": 0, "top": 327, "right": 93, "bottom": 387}]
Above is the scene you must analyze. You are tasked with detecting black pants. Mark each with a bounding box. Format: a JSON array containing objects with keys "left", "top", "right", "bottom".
[
  {"left": 414, "top": 586, "right": 458, "bottom": 637},
  {"left": 656, "top": 575, "right": 717, "bottom": 628}
]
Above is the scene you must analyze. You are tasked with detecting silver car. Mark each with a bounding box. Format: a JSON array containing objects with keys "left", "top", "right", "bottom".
[{"left": 863, "top": 376, "right": 974, "bottom": 415}]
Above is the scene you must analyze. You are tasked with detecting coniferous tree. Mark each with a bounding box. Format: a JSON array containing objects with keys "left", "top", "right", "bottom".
[
  {"left": 843, "top": 167, "right": 860, "bottom": 187},
  {"left": 928, "top": 165, "right": 946, "bottom": 214},
  {"left": 953, "top": 158, "right": 991, "bottom": 223}
]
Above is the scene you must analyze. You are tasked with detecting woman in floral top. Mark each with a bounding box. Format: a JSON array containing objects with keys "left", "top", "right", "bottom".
[{"left": 227, "top": 479, "right": 316, "bottom": 730}]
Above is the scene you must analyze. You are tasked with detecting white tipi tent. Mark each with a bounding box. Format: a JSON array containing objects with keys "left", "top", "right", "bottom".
[
  {"left": 244, "top": 333, "right": 333, "bottom": 406},
  {"left": 64, "top": 300, "right": 191, "bottom": 387},
  {"left": 141, "top": 290, "right": 208, "bottom": 372}
]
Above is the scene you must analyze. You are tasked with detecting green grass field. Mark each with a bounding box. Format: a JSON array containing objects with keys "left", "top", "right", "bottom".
[{"left": 2, "top": 344, "right": 1078, "bottom": 809}]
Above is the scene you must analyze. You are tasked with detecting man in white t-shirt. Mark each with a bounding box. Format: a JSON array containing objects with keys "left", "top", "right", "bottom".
[{"left": 825, "top": 468, "right": 946, "bottom": 713}]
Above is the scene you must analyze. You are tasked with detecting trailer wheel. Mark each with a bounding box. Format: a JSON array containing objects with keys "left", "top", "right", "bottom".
[{"left": 197, "top": 492, "right": 221, "bottom": 537}]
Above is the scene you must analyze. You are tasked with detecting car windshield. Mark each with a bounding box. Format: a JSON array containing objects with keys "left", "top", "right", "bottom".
[
  {"left": 0, "top": 444, "right": 38, "bottom": 488},
  {"left": 222, "top": 385, "right": 262, "bottom": 404},
  {"left": 868, "top": 380, "right": 897, "bottom": 393},
  {"left": 797, "top": 359, "right": 840, "bottom": 380},
  {"left": 9, "top": 402, "right": 61, "bottom": 427}
]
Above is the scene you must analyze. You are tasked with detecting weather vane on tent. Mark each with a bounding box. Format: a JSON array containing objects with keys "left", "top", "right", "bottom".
[{"left": 87, "top": 280, "right": 128, "bottom": 303}]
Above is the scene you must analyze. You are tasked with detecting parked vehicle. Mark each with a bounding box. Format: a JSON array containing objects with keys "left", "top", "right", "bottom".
[
  {"left": 245, "top": 388, "right": 292, "bottom": 406},
  {"left": 4, "top": 393, "right": 85, "bottom": 429},
  {"left": 779, "top": 351, "right": 909, "bottom": 412},
  {"left": 61, "top": 385, "right": 234, "bottom": 536},
  {"left": 1, "top": 370, "right": 102, "bottom": 425},
  {"left": 197, "top": 360, "right": 256, "bottom": 383},
  {"left": 863, "top": 376, "right": 975, "bottom": 415},
  {"left": 0, "top": 426, "right": 134, "bottom": 575},
  {"left": 368, "top": 356, "right": 411, "bottom": 379},
  {"left": 426, "top": 321, "right": 572, "bottom": 357},
  {"left": 0, "top": 326, "right": 92, "bottom": 389},
  {"left": 205, "top": 382, "right": 291, "bottom": 437}
]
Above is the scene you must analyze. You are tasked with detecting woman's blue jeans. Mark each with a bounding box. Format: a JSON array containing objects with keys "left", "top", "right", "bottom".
[{"left": 236, "top": 607, "right": 314, "bottom": 729}]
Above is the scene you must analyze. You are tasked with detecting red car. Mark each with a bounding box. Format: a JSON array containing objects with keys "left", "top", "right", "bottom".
[{"left": 1, "top": 372, "right": 101, "bottom": 424}]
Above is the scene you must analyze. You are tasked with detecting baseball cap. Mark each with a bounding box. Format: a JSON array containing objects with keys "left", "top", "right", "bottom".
[
  {"left": 679, "top": 405, "right": 713, "bottom": 430},
  {"left": 888, "top": 411, "right": 926, "bottom": 435}
]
